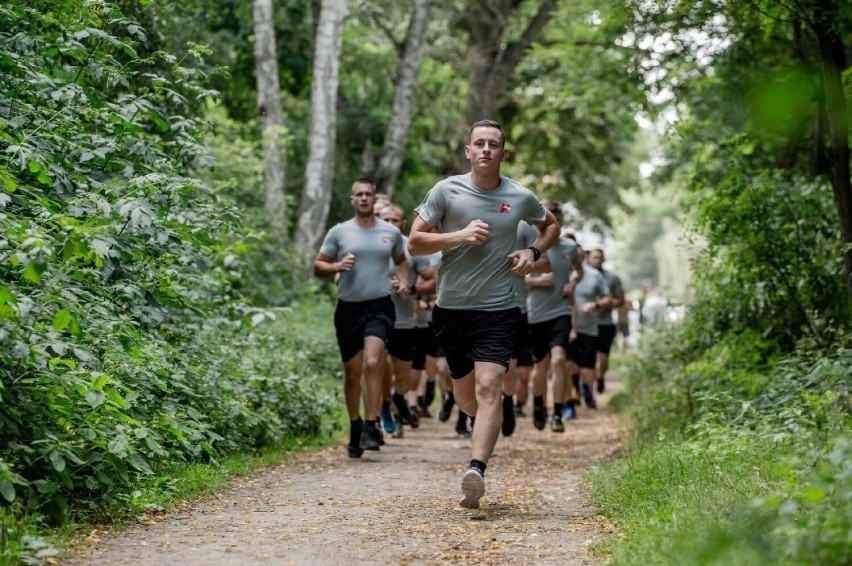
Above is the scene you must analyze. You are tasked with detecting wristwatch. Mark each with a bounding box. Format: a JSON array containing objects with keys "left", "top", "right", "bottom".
[
  {"left": 409, "top": 283, "right": 417, "bottom": 294},
  {"left": 527, "top": 246, "right": 541, "bottom": 262}
]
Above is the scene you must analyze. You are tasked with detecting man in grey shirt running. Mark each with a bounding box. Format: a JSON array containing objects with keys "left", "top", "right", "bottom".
[
  {"left": 314, "top": 178, "right": 410, "bottom": 458},
  {"left": 408, "top": 119, "right": 559, "bottom": 509}
]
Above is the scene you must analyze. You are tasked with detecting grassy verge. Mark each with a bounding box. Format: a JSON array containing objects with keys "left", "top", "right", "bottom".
[
  {"left": 588, "top": 327, "right": 851, "bottom": 565},
  {"left": 1, "top": 298, "right": 346, "bottom": 565}
]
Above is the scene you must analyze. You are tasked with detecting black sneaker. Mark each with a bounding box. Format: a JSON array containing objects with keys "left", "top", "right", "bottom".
[
  {"left": 360, "top": 428, "right": 380, "bottom": 451},
  {"left": 551, "top": 414, "right": 565, "bottom": 433},
  {"left": 438, "top": 393, "right": 455, "bottom": 422},
  {"left": 455, "top": 414, "right": 470, "bottom": 439},
  {"left": 514, "top": 405, "right": 526, "bottom": 418},
  {"left": 501, "top": 397, "right": 516, "bottom": 437},
  {"left": 348, "top": 419, "right": 364, "bottom": 458},
  {"left": 533, "top": 404, "right": 547, "bottom": 431},
  {"left": 347, "top": 444, "right": 364, "bottom": 458},
  {"left": 597, "top": 375, "right": 605, "bottom": 394},
  {"left": 408, "top": 406, "right": 421, "bottom": 429}
]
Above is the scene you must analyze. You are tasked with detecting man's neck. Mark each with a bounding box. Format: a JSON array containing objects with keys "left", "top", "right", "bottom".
[
  {"left": 354, "top": 214, "right": 376, "bottom": 229},
  {"left": 470, "top": 170, "right": 501, "bottom": 191}
]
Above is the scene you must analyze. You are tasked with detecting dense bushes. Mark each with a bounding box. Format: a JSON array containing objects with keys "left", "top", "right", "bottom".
[{"left": 0, "top": 0, "right": 335, "bottom": 539}]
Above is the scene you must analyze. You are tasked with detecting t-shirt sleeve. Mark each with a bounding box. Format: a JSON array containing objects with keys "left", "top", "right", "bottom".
[
  {"left": 391, "top": 228, "right": 405, "bottom": 258},
  {"left": 414, "top": 183, "right": 445, "bottom": 228},
  {"left": 523, "top": 190, "right": 547, "bottom": 226},
  {"left": 318, "top": 225, "right": 339, "bottom": 258},
  {"left": 598, "top": 274, "right": 610, "bottom": 297}
]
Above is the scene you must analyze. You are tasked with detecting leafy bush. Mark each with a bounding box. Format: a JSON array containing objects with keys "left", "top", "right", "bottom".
[
  {"left": 0, "top": 0, "right": 335, "bottom": 535},
  {"left": 595, "top": 325, "right": 851, "bottom": 565}
]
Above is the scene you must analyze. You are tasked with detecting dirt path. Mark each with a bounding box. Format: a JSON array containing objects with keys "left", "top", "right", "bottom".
[{"left": 66, "top": 378, "right": 623, "bottom": 565}]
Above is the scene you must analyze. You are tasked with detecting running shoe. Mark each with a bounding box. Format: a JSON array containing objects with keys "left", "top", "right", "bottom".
[
  {"left": 391, "top": 413, "right": 404, "bottom": 438},
  {"left": 562, "top": 405, "right": 577, "bottom": 420},
  {"left": 381, "top": 405, "right": 397, "bottom": 434},
  {"left": 533, "top": 404, "right": 547, "bottom": 431},
  {"left": 551, "top": 414, "right": 565, "bottom": 433},
  {"left": 347, "top": 444, "right": 364, "bottom": 458},
  {"left": 582, "top": 384, "right": 596, "bottom": 409},
  {"left": 408, "top": 406, "right": 421, "bottom": 429},
  {"left": 359, "top": 428, "right": 380, "bottom": 451},
  {"left": 514, "top": 405, "right": 526, "bottom": 418},
  {"left": 459, "top": 467, "right": 485, "bottom": 509},
  {"left": 455, "top": 417, "right": 470, "bottom": 439}
]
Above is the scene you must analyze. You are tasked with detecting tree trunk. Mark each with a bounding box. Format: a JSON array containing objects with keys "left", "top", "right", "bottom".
[
  {"left": 375, "top": 0, "right": 433, "bottom": 199},
  {"left": 454, "top": 0, "right": 557, "bottom": 172},
  {"left": 295, "top": 0, "right": 347, "bottom": 251},
  {"left": 252, "top": 0, "right": 287, "bottom": 236},
  {"left": 811, "top": 0, "right": 852, "bottom": 307}
]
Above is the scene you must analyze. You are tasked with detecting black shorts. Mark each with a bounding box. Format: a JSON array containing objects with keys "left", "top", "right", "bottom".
[
  {"left": 410, "top": 326, "right": 433, "bottom": 370},
  {"left": 596, "top": 325, "right": 617, "bottom": 355},
  {"left": 424, "top": 323, "right": 443, "bottom": 358},
  {"left": 432, "top": 306, "right": 522, "bottom": 379},
  {"left": 388, "top": 327, "right": 419, "bottom": 363},
  {"left": 568, "top": 332, "right": 597, "bottom": 369},
  {"left": 334, "top": 296, "right": 395, "bottom": 363},
  {"left": 529, "top": 315, "right": 571, "bottom": 362},
  {"left": 617, "top": 322, "right": 630, "bottom": 337},
  {"left": 512, "top": 315, "right": 534, "bottom": 368}
]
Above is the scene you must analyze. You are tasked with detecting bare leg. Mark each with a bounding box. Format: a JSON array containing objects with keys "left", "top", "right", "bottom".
[
  {"left": 362, "top": 336, "right": 387, "bottom": 421},
  {"left": 343, "top": 352, "right": 364, "bottom": 421}
]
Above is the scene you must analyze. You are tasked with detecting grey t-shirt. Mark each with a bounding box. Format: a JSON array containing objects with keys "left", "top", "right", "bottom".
[
  {"left": 318, "top": 218, "right": 405, "bottom": 302},
  {"left": 597, "top": 270, "right": 623, "bottom": 326},
  {"left": 527, "top": 236, "right": 581, "bottom": 324},
  {"left": 414, "top": 173, "right": 547, "bottom": 311},
  {"left": 514, "top": 222, "right": 539, "bottom": 314},
  {"left": 572, "top": 264, "right": 610, "bottom": 337},
  {"left": 391, "top": 236, "right": 437, "bottom": 329}
]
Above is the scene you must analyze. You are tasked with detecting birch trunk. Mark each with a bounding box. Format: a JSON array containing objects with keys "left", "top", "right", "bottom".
[
  {"left": 252, "top": 0, "right": 287, "bottom": 235},
  {"left": 295, "top": 0, "right": 347, "bottom": 251},
  {"left": 376, "top": 0, "right": 433, "bottom": 199}
]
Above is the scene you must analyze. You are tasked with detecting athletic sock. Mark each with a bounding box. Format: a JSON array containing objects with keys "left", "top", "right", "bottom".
[
  {"left": 469, "top": 459, "right": 487, "bottom": 476},
  {"left": 503, "top": 394, "right": 514, "bottom": 411},
  {"left": 554, "top": 402, "right": 564, "bottom": 416},
  {"left": 365, "top": 419, "right": 378, "bottom": 431},
  {"left": 534, "top": 395, "right": 544, "bottom": 409},
  {"left": 424, "top": 380, "right": 436, "bottom": 407},
  {"left": 349, "top": 417, "right": 364, "bottom": 446}
]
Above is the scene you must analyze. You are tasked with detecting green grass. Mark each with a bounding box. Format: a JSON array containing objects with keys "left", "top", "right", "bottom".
[{"left": 589, "top": 334, "right": 852, "bottom": 566}]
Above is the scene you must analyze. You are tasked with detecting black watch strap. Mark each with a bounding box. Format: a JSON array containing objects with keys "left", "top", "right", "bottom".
[{"left": 528, "top": 246, "right": 541, "bottom": 262}]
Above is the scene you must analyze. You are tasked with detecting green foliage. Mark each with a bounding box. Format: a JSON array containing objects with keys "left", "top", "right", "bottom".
[
  {"left": 0, "top": 3, "right": 335, "bottom": 551},
  {"left": 593, "top": 325, "right": 852, "bottom": 565},
  {"left": 685, "top": 144, "right": 847, "bottom": 351}
]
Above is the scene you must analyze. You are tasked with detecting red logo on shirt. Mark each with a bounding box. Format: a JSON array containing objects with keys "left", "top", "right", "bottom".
[
  {"left": 499, "top": 203, "right": 511, "bottom": 214},
  {"left": 382, "top": 236, "right": 390, "bottom": 244}
]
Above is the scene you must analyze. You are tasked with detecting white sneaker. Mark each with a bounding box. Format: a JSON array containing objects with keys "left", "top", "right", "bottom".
[{"left": 459, "top": 468, "right": 485, "bottom": 509}]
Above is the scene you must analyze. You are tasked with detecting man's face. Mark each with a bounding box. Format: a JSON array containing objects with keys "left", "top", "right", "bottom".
[
  {"left": 379, "top": 206, "right": 405, "bottom": 230},
  {"left": 465, "top": 126, "right": 507, "bottom": 172},
  {"left": 588, "top": 250, "right": 604, "bottom": 270},
  {"left": 350, "top": 183, "right": 376, "bottom": 216}
]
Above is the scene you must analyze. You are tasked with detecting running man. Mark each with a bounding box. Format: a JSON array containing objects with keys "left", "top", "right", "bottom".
[
  {"left": 313, "top": 178, "right": 410, "bottom": 458},
  {"left": 408, "top": 119, "right": 559, "bottom": 509},
  {"left": 586, "top": 248, "right": 624, "bottom": 393}
]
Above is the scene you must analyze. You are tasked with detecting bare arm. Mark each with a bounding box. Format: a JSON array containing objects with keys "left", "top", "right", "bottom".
[
  {"left": 313, "top": 252, "right": 354, "bottom": 278},
  {"left": 407, "top": 216, "right": 490, "bottom": 256},
  {"left": 413, "top": 265, "right": 438, "bottom": 296},
  {"left": 392, "top": 253, "right": 411, "bottom": 299},
  {"left": 507, "top": 210, "right": 560, "bottom": 276}
]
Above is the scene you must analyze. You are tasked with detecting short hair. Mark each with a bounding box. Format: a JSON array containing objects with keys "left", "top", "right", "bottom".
[
  {"left": 469, "top": 119, "right": 505, "bottom": 147},
  {"left": 352, "top": 177, "right": 376, "bottom": 194},
  {"left": 381, "top": 203, "right": 404, "bottom": 216}
]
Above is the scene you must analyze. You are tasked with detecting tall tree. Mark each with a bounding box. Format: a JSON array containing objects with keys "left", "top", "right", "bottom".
[
  {"left": 295, "top": 0, "right": 347, "bottom": 250},
  {"left": 375, "top": 0, "right": 433, "bottom": 199},
  {"left": 252, "top": 0, "right": 287, "bottom": 235},
  {"left": 455, "top": 0, "right": 557, "bottom": 170},
  {"left": 808, "top": 0, "right": 852, "bottom": 304}
]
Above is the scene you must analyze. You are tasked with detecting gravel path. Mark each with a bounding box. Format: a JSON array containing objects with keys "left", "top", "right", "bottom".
[{"left": 67, "top": 377, "right": 624, "bottom": 565}]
